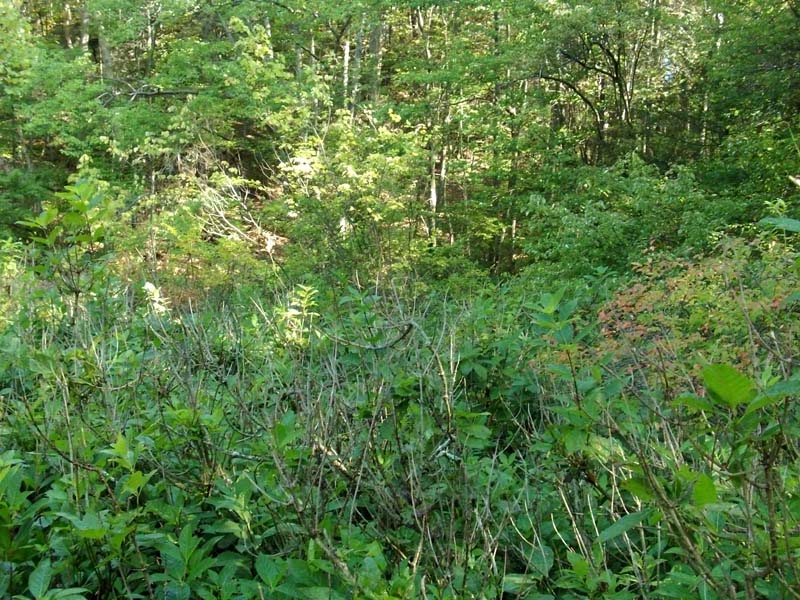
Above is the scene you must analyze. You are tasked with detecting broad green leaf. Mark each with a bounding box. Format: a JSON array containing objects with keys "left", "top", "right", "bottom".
[
  {"left": 45, "top": 227, "right": 61, "bottom": 246},
  {"left": 164, "top": 581, "right": 191, "bottom": 600},
  {"left": 598, "top": 509, "right": 650, "bottom": 544},
  {"left": 297, "top": 587, "right": 347, "bottom": 600},
  {"left": 782, "top": 291, "right": 800, "bottom": 307},
  {"left": 273, "top": 411, "right": 301, "bottom": 448},
  {"left": 503, "top": 574, "right": 541, "bottom": 594},
  {"left": 702, "top": 364, "right": 756, "bottom": 408},
  {"left": 693, "top": 474, "right": 717, "bottom": 507},
  {"left": 178, "top": 522, "right": 200, "bottom": 559},
  {"left": 536, "top": 287, "right": 566, "bottom": 315},
  {"left": 159, "top": 541, "right": 184, "bottom": 565},
  {"left": 34, "top": 207, "right": 59, "bottom": 227},
  {"left": 566, "top": 551, "right": 590, "bottom": 577},
  {"left": 52, "top": 589, "right": 89, "bottom": 600},
  {"left": 673, "top": 393, "right": 714, "bottom": 413},
  {"left": 16, "top": 218, "right": 41, "bottom": 230},
  {"left": 744, "top": 395, "right": 783, "bottom": 415},
  {"left": 28, "top": 558, "right": 51, "bottom": 599},
  {"left": 562, "top": 428, "right": 587, "bottom": 454},
  {"left": 110, "top": 434, "right": 133, "bottom": 471},
  {"left": 527, "top": 544, "right": 554, "bottom": 577},
  {"left": 554, "top": 323, "right": 574, "bottom": 343},
  {"left": 744, "top": 378, "right": 800, "bottom": 416},
  {"left": 460, "top": 423, "right": 491, "bottom": 439},
  {"left": 255, "top": 555, "right": 285, "bottom": 588},
  {"left": 759, "top": 217, "right": 800, "bottom": 233},
  {"left": 588, "top": 434, "right": 625, "bottom": 461},
  {"left": 62, "top": 211, "right": 85, "bottom": 228},
  {"left": 621, "top": 477, "right": 654, "bottom": 501},
  {"left": 122, "top": 470, "right": 152, "bottom": 496},
  {"left": 470, "top": 362, "right": 488, "bottom": 381},
  {"left": 67, "top": 511, "right": 107, "bottom": 539}
]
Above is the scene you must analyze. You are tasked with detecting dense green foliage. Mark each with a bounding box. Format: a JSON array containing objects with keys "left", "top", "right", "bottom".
[{"left": 2, "top": 0, "right": 800, "bottom": 598}]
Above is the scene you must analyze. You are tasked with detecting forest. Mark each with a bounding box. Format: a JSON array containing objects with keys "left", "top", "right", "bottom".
[{"left": 1, "top": 0, "right": 800, "bottom": 598}]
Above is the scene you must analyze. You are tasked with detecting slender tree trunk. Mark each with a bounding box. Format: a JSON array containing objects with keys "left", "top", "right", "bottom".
[
  {"left": 264, "top": 15, "right": 275, "bottom": 60},
  {"left": 369, "top": 19, "right": 383, "bottom": 101},
  {"left": 350, "top": 19, "right": 365, "bottom": 119},
  {"left": 310, "top": 36, "right": 318, "bottom": 128},
  {"left": 700, "top": 90, "right": 710, "bottom": 154},
  {"left": 17, "top": 125, "right": 32, "bottom": 171},
  {"left": 145, "top": 6, "right": 157, "bottom": 75},
  {"left": 342, "top": 36, "right": 350, "bottom": 109},
  {"left": 493, "top": 10, "right": 501, "bottom": 102},
  {"left": 63, "top": 2, "right": 74, "bottom": 48},
  {"left": 439, "top": 143, "right": 450, "bottom": 244},
  {"left": 291, "top": 24, "right": 302, "bottom": 79},
  {"left": 80, "top": 4, "right": 90, "bottom": 52},
  {"left": 98, "top": 29, "right": 114, "bottom": 80},
  {"left": 428, "top": 142, "right": 438, "bottom": 244}
]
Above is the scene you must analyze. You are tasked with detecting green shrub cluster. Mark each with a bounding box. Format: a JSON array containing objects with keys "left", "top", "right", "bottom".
[{"left": 2, "top": 185, "right": 799, "bottom": 598}]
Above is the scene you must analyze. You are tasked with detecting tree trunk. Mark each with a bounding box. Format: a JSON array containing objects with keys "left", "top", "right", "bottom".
[
  {"left": 63, "top": 2, "right": 74, "bottom": 48},
  {"left": 368, "top": 19, "right": 383, "bottom": 101},
  {"left": 98, "top": 29, "right": 114, "bottom": 80},
  {"left": 79, "top": 4, "right": 89, "bottom": 52},
  {"left": 428, "top": 142, "right": 438, "bottom": 244},
  {"left": 350, "top": 19, "right": 365, "bottom": 118},
  {"left": 342, "top": 36, "right": 350, "bottom": 109},
  {"left": 145, "top": 6, "right": 157, "bottom": 75},
  {"left": 264, "top": 15, "right": 274, "bottom": 60}
]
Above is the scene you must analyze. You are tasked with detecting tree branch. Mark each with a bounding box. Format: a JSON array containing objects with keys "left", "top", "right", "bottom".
[{"left": 536, "top": 73, "right": 605, "bottom": 142}]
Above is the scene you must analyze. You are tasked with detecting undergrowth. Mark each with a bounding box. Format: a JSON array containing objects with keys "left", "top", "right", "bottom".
[{"left": 2, "top": 202, "right": 799, "bottom": 598}]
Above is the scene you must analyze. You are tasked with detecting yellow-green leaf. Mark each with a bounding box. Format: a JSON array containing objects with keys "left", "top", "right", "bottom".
[
  {"left": 702, "top": 364, "right": 756, "bottom": 408},
  {"left": 693, "top": 474, "right": 717, "bottom": 507}
]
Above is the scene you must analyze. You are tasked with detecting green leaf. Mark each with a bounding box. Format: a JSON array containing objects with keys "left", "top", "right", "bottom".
[
  {"left": 503, "top": 574, "right": 540, "bottom": 594},
  {"left": 110, "top": 433, "right": 134, "bottom": 471},
  {"left": 273, "top": 411, "right": 301, "bottom": 448},
  {"left": 693, "top": 474, "right": 717, "bottom": 507},
  {"left": 122, "top": 470, "right": 152, "bottom": 496},
  {"left": 62, "top": 211, "right": 85, "bottom": 228},
  {"left": 702, "top": 364, "right": 756, "bottom": 408},
  {"left": 759, "top": 217, "right": 800, "bottom": 233},
  {"left": 562, "top": 427, "right": 587, "bottom": 454},
  {"left": 621, "top": 477, "right": 654, "bottom": 501},
  {"left": 673, "top": 393, "right": 714, "bottom": 413},
  {"left": 28, "top": 558, "right": 51, "bottom": 599},
  {"left": 460, "top": 423, "right": 491, "bottom": 439},
  {"left": 159, "top": 540, "right": 185, "bottom": 571},
  {"left": 744, "top": 378, "right": 800, "bottom": 416},
  {"left": 598, "top": 509, "right": 650, "bottom": 544},
  {"left": 255, "top": 555, "right": 285, "bottom": 589},
  {"left": 782, "top": 291, "right": 800, "bottom": 307},
  {"left": 297, "top": 587, "right": 347, "bottom": 600},
  {"left": 536, "top": 287, "right": 566, "bottom": 315},
  {"left": 164, "top": 581, "right": 191, "bottom": 600},
  {"left": 45, "top": 227, "right": 62, "bottom": 246},
  {"left": 65, "top": 511, "right": 107, "bottom": 539},
  {"left": 178, "top": 522, "right": 200, "bottom": 559},
  {"left": 527, "top": 545, "right": 554, "bottom": 577},
  {"left": 52, "top": 589, "right": 89, "bottom": 600},
  {"left": 566, "top": 551, "right": 590, "bottom": 578},
  {"left": 37, "top": 207, "right": 60, "bottom": 227}
]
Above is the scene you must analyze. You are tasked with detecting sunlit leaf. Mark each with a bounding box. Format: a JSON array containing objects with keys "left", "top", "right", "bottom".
[
  {"left": 702, "top": 364, "right": 756, "bottom": 408},
  {"left": 693, "top": 474, "right": 717, "bottom": 507}
]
